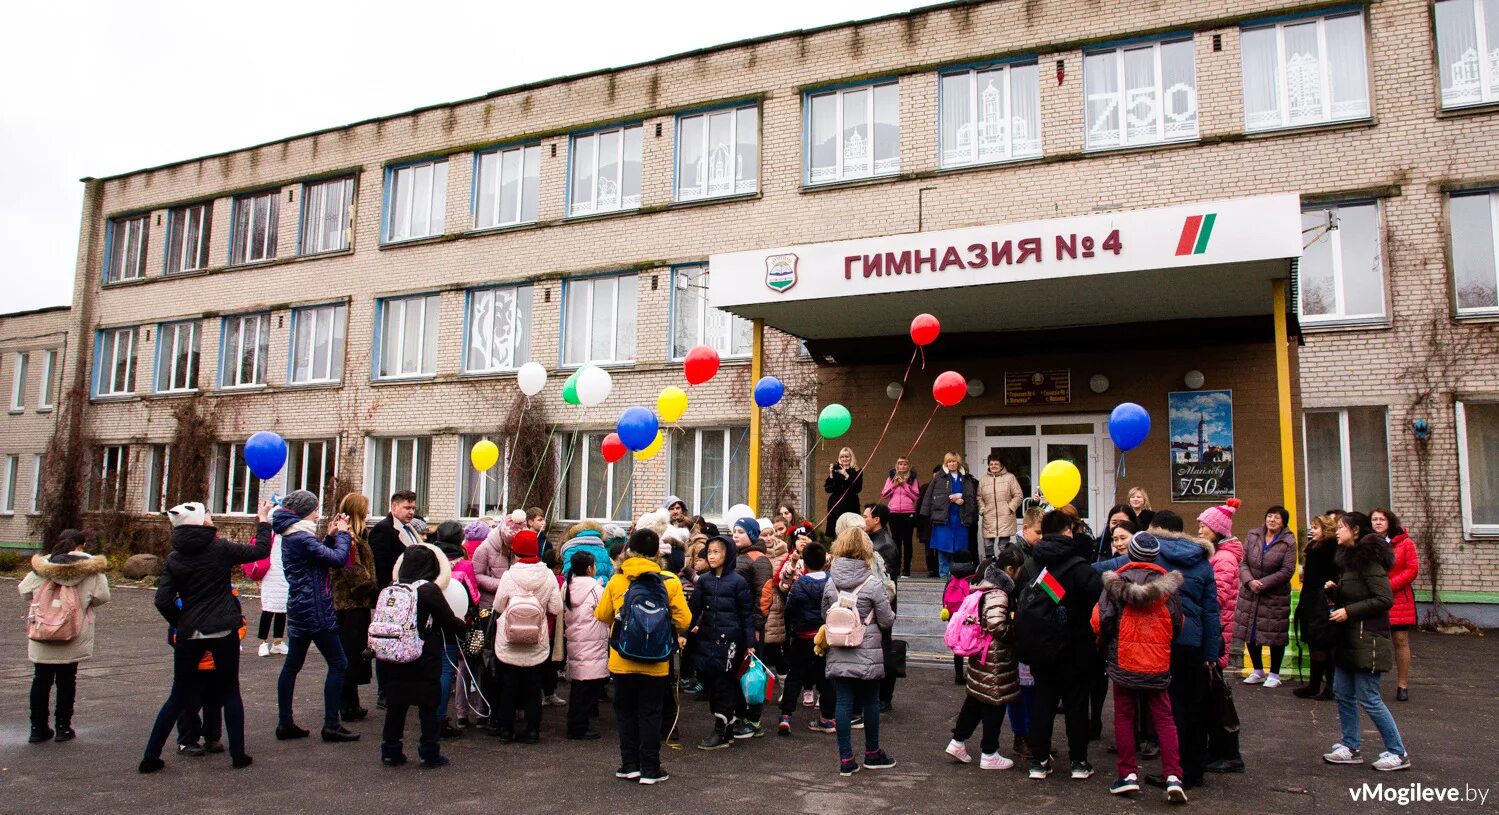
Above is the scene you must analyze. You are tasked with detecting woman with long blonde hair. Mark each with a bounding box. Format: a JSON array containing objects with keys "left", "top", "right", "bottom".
[
  {"left": 333, "top": 493, "right": 376, "bottom": 721},
  {"left": 823, "top": 447, "right": 864, "bottom": 537}
]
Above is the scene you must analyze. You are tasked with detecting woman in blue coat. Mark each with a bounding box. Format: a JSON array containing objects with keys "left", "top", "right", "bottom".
[
  {"left": 689, "top": 535, "right": 755, "bottom": 751},
  {"left": 919, "top": 452, "right": 977, "bottom": 578}
]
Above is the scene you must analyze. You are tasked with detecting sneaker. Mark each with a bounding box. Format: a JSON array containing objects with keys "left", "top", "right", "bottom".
[
  {"left": 257, "top": 642, "right": 271, "bottom": 658},
  {"left": 979, "top": 752, "right": 1014, "bottom": 770},
  {"left": 639, "top": 769, "right": 670, "bottom": 785},
  {"left": 864, "top": 749, "right": 897, "bottom": 769},
  {"left": 808, "top": 717, "right": 837, "bottom": 734},
  {"left": 272, "top": 641, "right": 289, "bottom": 656},
  {"left": 1110, "top": 773, "right": 1140, "bottom": 794},
  {"left": 616, "top": 767, "right": 641, "bottom": 780},
  {"left": 1372, "top": 751, "right": 1411, "bottom": 772},
  {"left": 1323, "top": 743, "right": 1363, "bottom": 764},
  {"left": 1165, "top": 775, "right": 1188, "bottom": 803},
  {"left": 1263, "top": 674, "right": 1283, "bottom": 689},
  {"left": 777, "top": 715, "right": 793, "bottom": 735},
  {"left": 839, "top": 757, "right": 861, "bottom": 776},
  {"left": 177, "top": 743, "right": 206, "bottom": 757},
  {"left": 1028, "top": 758, "right": 1053, "bottom": 779},
  {"left": 543, "top": 694, "right": 568, "bottom": 707},
  {"left": 851, "top": 715, "right": 865, "bottom": 730},
  {"left": 802, "top": 690, "right": 817, "bottom": 708},
  {"left": 945, "top": 739, "right": 972, "bottom": 764},
  {"left": 1070, "top": 760, "right": 1094, "bottom": 779},
  {"left": 1243, "top": 670, "right": 1266, "bottom": 685},
  {"left": 732, "top": 720, "right": 764, "bottom": 739}
]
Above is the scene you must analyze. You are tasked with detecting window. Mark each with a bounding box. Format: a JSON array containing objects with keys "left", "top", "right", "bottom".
[
  {"left": 561, "top": 431, "right": 633, "bottom": 520},
  {"left": 1457, "top": 399, "right": 1499, "bottom": 536},
  {"left": 669, "top": 427, "right": 750, "bottom": 520},
  {"left": 1241, "top": 11, "right": 1370, "bottom": 131},
  {"left": 569, "top": 125, "right": 643, "bottom": 216},
  {"left": 672, "top": 266, "right": 751, "bottom": 359},
  {"left": 1450, "top": 190, "right": 1499, "bottom": 316},
  {"left": 562, "top": 274, "right": 637, "bottom": 366},
  {"left": 154, "top": 321, "right": 200, "bottom": 393},
  {"left": 1, "top": 455, "right": 16, "bottom": 514},
  {"left": 1298, "top": 202, "right": 1385, "bottom": 324},
  {"left": 91, "top": 445, "right": 127, "bottom": 511},
  {"left": 385, "top": 160, "right": 448, "bottom": 242},
  {"left": 29, "top": 454, "right": 42, "bottom": 513},
  {"left": 105, "top": 214, "right": 149, "bottom": 284},
  {"left": 459, "top": 433, "right": 510, "bottom": 517},
  {"left": 10, "top": 352, "right": 26, "bottom": 411},
  {"left": 940, "top": 63, "right": 1042, "bottom": 167},
  {"left": 230, "top": 191, "right": 279, "bottom": 265},
  {"left": 290, "top": 304, "right": 347, "bottom": 384},
  {"left": 220, "top": 313, "right": 270, "bottom": 388},
  {"left": 475, "top": 144, "right": 541, "bottom": 228},
  {"left": 1085, "top": 38, "right": 1197, "bottom": 150},
  {"left": 368, "top": 437, "right": 430, "bottom": 513},
  {"left": 676, "top": 105, "right": 759, "bottom": 201},
  {"left": 465, "top": 286, "right": 532, "bottom": 373},
  {"left": 38, "top": 349, "right": 56, "bottom": 410},
  {"left": 166, "top": 202, "right": 212, "bottom": 274},
  {"left": 300, "top": 177, "right": 354, "bottom": 255},
  {"left": 1436, "top": 0, "right": 1499, "bottom": 109},
  {"left": 1302, "top": 408, "right": 1390, "bottom": 522},
  {"left": 807, "top": 81, "right": 900, "bottom": 185},
  {"left": 94, "top": 327, "right": 137, "bottom": 397},
  {"left": 377, "top": 294, "right": 440, "bottom": 379},
  {"left": 287, "top": 439, "right": 337, "bottom": 513},
  {"left": 145, "top": 444, "right": 170, "bottom": 513},
  {"left": 210, "top": 442, "right": 260, "bottom": 515}
]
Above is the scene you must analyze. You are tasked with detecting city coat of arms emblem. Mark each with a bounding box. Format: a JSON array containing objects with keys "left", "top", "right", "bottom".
[{"left": 765, "top": 253, "right": 798, "bottom": 293}]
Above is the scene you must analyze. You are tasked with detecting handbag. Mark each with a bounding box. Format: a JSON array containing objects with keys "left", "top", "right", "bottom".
[
  {"left": 1207, "top": 663, "right": 1240, "bottom": 734},
  {"left": 884, "top": 637, "right": 908, "bottom": 679},
  {"left": 462, "top": 608, "right": 493, "bottom": 657}
]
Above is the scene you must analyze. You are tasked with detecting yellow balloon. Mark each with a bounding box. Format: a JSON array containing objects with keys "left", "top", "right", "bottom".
[
  {"left": 470, "top": 439, "right": 500, "bottom": 472},
  {"left": 658, "top": 386, "right": 688, "bottom": 424},
  {"left": 1039, "top": 459, "right": 1081, "bottom": 507},
  {"left": 633, "top": 430, "right": 666, "bottom": 461}
]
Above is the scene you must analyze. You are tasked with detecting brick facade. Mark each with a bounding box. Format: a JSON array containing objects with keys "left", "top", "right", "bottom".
[{"left": 0, "top": 307, "right": 72, "bottom": 545}]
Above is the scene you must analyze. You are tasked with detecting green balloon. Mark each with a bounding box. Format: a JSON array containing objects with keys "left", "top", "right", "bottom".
[
  {"left": 817, "top": 403, "right": 852, "bottom": 439},
  {"left": 562, "top": 370, "right": 581, "bottom": 405}
]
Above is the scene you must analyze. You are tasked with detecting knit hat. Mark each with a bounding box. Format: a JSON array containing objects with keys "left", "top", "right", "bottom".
[
  {"left": 512, "top": 529, "right": 540, "bottom": 563},
  {"left": 791, "top": 522, "right": 815, "bottom": 542},
  {"left": 756, "top": 518, "right": 773, "bottom": 535},
  {"left": 950, "top": 548, "right": 977, "bottom": 578},
  {"left": 409, "top": 517, "right": 429, "bottom": 535},
  {"left": 166, "top": 501, "right": 208, "bottom": 528},
  {"left": 734, "top": 517, "right": 761, "bottom": 543},
  {"left": 663, "top": 495, "right": 687, "bottom": 512},
  {"left": 1197, "top": 497, "right": 1241, "bottom": 540},
  {"left": 1129, "top": 531, "right": 1162, "bottom": 563},
  {"left": 282, "top": 489, "right": 319, "bottom": 518},
  {"left": 463, "top": 519, "right": 490, "bottom": 542}
]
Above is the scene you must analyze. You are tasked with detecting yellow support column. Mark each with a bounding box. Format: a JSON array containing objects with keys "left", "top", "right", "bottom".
[
  {"left": 748, "top": 319, "right": 764, "bottom": 515},
  {"left": 1272, "top": 280, "right": 1299, "bottom": 541}
]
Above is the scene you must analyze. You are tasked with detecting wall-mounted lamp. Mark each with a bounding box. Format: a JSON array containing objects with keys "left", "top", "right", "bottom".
[
  {"left": 1412, "top": 418, "right": 1431, "bottom": 441},
  {"left": 966, "top": 378, "right": 985, "bottom": 398},
  {"left": 1184, "top": 370, "right": 1205, "bottom": 390},
  {"left": 1089, "top": 374, "right": 1110, "bottom": 394},
  {"left": 886, "top": 382, "right": 904, "bottom": 400}
]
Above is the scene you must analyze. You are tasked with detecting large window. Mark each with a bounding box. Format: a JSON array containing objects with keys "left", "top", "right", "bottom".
[
  {"left": 475, "top": 144, "right": 541, "bottom": 228},
  {"left": 154, "top": 321, "right": 200, "bottom": 393},
  {"left": 29, "top": 454, "right": 42, "bottom": 513},
  {"left": 210, "top": 442, "right": 260, "bottom": 515},
  {"left": 670, "top": 427, "right": 750, "bottom": 521},
  {"left": 385, "top": 160, "right": 448, "bottom": 242},
  {"left": 1457, "top": 399, "right": 1499, "bottom": 536},
  {"left": 166, "top": 202, "right": 212, "bottom": 275},
  {"left": 95, "top": 327, "right": 137, "bottom": 397},
  {"left": 1303, "top": 408, "right": 1390, "bottom": 520},
  {"left": 145, "top": 444, "right": 170, "bottom": 514},
  {"left": 38, "top": 349, "right": 56, "bottom": 410},
  {"left": 1299, "top": 202, "right": 1385, "bottom": 325},
  {"left": 459, "top": 433, "right": 510, "bottom": 518},
  {"left": 368, "top": 437, "right": 430, "bottom": 513},
  {"left": 672, "top": 266, "right": 751, "bottom": 359},
  {"left": 377, "top": 294, "right": 440, "bottom": 379},
  {"left": 676, "top": 105, "right": 759, "bottom": 201},
  {"left": 105, "top": 215, "right": 149, "bottom": 284},
  {"left": 561, "top": 430, "right": 634, "bottom": 521},
  {"left": 91, "top": 445, "right": 127, "bottom": 511},
  {"left": 1085, "top": 38, "right": 1197, "bottom": 150},
  {"left": 1242, "top": 11, "right": 1370, "bottom": 132},
  {"left": 1, "top": 454, "right": 16, "bottom": 514},
  {"left": 230, "top": 191, "right": 279, "bottom": 265},
  {"left": 1436, "top": 0, "right": 1499, "bottom": 109},
  {"left": 1450, "top": 190, "right": 1499, "bottom": 316},
  {"left": 569, "top": 125, "right": 643, "bottom": 216},
  {"left": 300, "top": 177, "right": 354, "bottom": 255},
  {"left": 290, "top": 303, "right": 347, "bottom": 384},
  {"left": 10, "top": 352, "right": 26, "bottom": 411},
  {"left": 562, "top": 274, "right": 637, "bottom": 366},
  {"left": 940, "top": 62, "right": 1042, "bottom": 167},
  {"left": 287, "top": 439, "right": 337, "bottom": 513},
  {"left": 220, "top": 313, "right": 270, "bottom": 388},
  {"left": 807, "top": 81, "right": 900, "bottom": 185},
  {"left": 465, "top": 286, "right": 532, "bottom": 373}
]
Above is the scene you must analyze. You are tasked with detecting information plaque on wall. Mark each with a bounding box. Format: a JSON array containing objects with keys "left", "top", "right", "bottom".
[
  {"left": 1005, "top": 370, "right": 1071, "bottom": 406},
  {"left": 1168, "top": 389, "right": 1236, "bottom": 501}
]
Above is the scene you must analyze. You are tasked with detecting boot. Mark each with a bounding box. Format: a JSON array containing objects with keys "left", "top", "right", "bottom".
[
  {"left": 697, "top": 715, "right": 733, "bottom": 750},
  {"left": 417, "top": 742, "right": 448, "bottom": 769},
  {"left": 381, "top": 742, "right": 407, "bottom": 767},
  {"left": 29, "top": 725, "right": 54, "bottom": 744},
  {"left": 1012, "top": 733, "right": 1032, "bottom": 760}
]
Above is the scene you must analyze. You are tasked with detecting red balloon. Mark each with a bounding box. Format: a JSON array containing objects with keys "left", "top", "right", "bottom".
[
  {"left": 600, "top": 432, "right": 628, "bottom": 464},
  {"left": 933, "top": 371, "right": 967, "bottom": 407},
  {"left": 683, "top": 345, "right": 721, "bottom": 386},
  {"left": 910, "top": 313, "right": 941, "bottom": 347}
]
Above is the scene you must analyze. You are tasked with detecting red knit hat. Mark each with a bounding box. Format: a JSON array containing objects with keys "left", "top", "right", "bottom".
[
  {"left": 512, "top": 530, "right": 540, "bottom": 563},
  {"left": 1197, "top": 498, "right": 1241, "bottom": 539}
]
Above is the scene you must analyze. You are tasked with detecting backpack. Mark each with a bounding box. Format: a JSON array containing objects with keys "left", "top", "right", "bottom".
[
  {"left": 944, "top": 588, "right": 993, "bottom": 661},
  {"left": 501, "top": 584, "right": 547, "bottom": 646},
  {"left": 27, "top": 580, "right": 86, "bottom": 643},
  {"left": 824, "top": 576, "right": 876, "bottom": 648},
  {"left": 1014, "top": 560, "right": 1081, "bottom": 665},
  {"left": 610, "top": 571, "right": 674, "bottom": 663},
  {"left": 368, "top": 581, "right": 427, "bottom": 664},
  {"left": 1108, "top": 578, "right": 1176, "bottom": 681}
]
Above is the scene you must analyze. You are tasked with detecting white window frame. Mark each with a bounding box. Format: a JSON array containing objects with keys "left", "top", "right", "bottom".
[
  {"left": 220, "top": 313, "right": 270, "bottom": 389},
  {"left": 669, "top": 426, "right": 750, "bottom": 521},
  {"left": 1298, "top": 201, "right": 1387, "bottom": 326},
  {"left": 210, "top": 442, "right": 261, "bottom": 516},
  {"left": 105, "top": 215, "right": 149, "bottom": 284},
  {"left": 1241, "top": 11, "right": 1371, "bottom": 132},
  {"left": 376, "top": 294, "right": 441, "bottom": 380},
  {"left": 300, "top": 177, "right": 355, "bottom": 255},
  {"left": 1084, "top": 38, "right": 1198, "bottom": 150},
  {"left": 38, "top": 349, "right": 56, "bottom": 410},
  {"left": 939, "top": 62, "right": 1043, "bottom": 168},
  {"left": 28, "top": 454, "right": 42, "bottom": 514},
  {"left": 166, "top": 202, "right": 212, "bottom": 275},
  {"left": 385, "top": 160, "right": 448, "bottom": 243},
  {"left": 289, "top": 303, "right": 347, "bottom": 385},
  {"left": 568, "top": 125, "right": 643, "bottom": 217},
  {"left": 1300, "top": 408, "right": 1392, "bottom": 523},
  {"left": 561, "top": 274, "right": 637, "bottom": 367},
  {"left": 474, "top": 144, "right": 541, "bottom": 229},
  {"left": 287, "top": 439, "right": 338, "bottom": 513},
  {"left": 230, "top": 191, "right": 279, "bottom": 265},
  {"left": 95, "top": 327, "right": 137, "bottom": 397},
  {"left": 93, "top": 445, "right": 127, "bottom": 511},
  {"left": 1450, "top": 189, "right": 1499, "bottom": 317},
  {"left": 144, "top": 444, "right": 170, "bottom": 514},
  {"left": 1435, "top": 0, "right": 1499, "bottom": 109},
  {"left": 0, "top": 454, "right": 16, "bottom": 514},
  {"left": 675, "top": 105, "right": 759, "bottom": 201},
  {"left": 805, "top": 81, "right": 901, "bottom": 185},
  {"left": 1456, "top": 398, "right": 1499, "bottom": 538},
  {"left": 464, "top": 286, "right": 532, "bottom": 374},
  {"left": 154, "top": 322, "right": 200, "bottom": 394},
  {"left": 458, "top": 433, "right": 512, "bottom": 518},
  {"left": 10, "top": 352, "right": 26, "bottom": 412},
  {"left": 365, "top": 436, "right": 431, "bottom": 513},
  {"left": 560, "top": 430, "right": 633, "bottom": 521},
  {"left": 671, "top": 266, "right": 751, "bottom": 360}
]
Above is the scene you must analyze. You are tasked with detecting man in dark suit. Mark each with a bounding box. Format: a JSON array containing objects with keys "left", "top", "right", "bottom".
[{"left": 369, "top": 490, "right": 420, "bottom": 595}]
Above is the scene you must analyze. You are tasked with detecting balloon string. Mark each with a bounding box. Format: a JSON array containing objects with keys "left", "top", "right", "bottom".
[
  {"left": 1116, "top": 452, "right": 1127, "bottom": 479},
  {"left": 812, "top": 353, "right": 916, "bottom": 532},
  {"left": 518, "top": 420, "right": 562, "bottom": 511},
  {"left": 773, "top": 433, "right": 825, "bottom": 511},
  {"left": 544, "top": 414, "right": 585, "bottom": 518},
  {"left": 703, "top": 426, "right": 752, "bottom": 517},
  {"left": 612, "top": 468, "right": 637, "bottom": 520},
  {"left": 904, "top": 404, "right": 942, "bottom": 461}
]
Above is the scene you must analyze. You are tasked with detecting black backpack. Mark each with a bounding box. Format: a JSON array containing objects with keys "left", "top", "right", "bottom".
[
  {"left": 609, "top": 571, "right": 674, "bottom": 663},
  {"left": 1013, "top": 558, "right": 1082, "bottom": 665}
]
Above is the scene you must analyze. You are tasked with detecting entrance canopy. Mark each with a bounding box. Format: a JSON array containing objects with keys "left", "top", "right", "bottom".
[{"left": 709, "top": 194, "right": 1303, "bottom": 341}]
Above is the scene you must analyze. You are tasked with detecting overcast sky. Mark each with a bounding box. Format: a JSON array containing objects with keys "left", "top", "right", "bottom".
[{"left": 0, "top": 0, "right": 917, "bottom": 315}]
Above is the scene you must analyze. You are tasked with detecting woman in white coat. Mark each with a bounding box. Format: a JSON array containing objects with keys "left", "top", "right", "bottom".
[{"left": 251, "top": 532, "right": 289, "bottom": 656}]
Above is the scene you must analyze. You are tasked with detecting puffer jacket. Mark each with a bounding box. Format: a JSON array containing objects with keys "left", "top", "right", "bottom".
[
  {"left": 492, "top": 560, "right": 565, "bottom": 667},
  {"left": 156, "top": 522, "right": 273, "bottom": 639},
  {"left": 1330, "top": 533, "right": 1395, "bottom": 673},
  {"left": 977, "top": 470, "right": 1024, "bottom": 539},
  {"left": 735, "top": 539, "right": 773, "bottom": 633},
  {"left": 1093, "top": 563, "right": 1184, "bottom": 690},
  {"left": 783, "top": 571, "right": 829, "bottom": 638},
  {"left": 821, "top": 556, "right": 895, "bottom": 681},
  {"left": 964, "top": 572, "right": 1020, "bottom": 706},
  {"left": 760, "top": 546, "right": 790, "bottom": 645},
  {"left": 594, "top": 556, "right": 692, "bottom": 677},
  {"left": 1096, "top": 531, "right": 1221, "bottom": 662},
  {"left": 881, "top": 474, "right": 921, "bottom": 515},
  {"left": 19, "top": 553, "right": 111, "bottom": 664},
  {"left": 1235, "top": 525, "right": 1297, "bottom": 646},
  {"left": 274, "top": 509, "right": 351, "bottom": 637},
  {"left": 1210, "top": 536, "right": 1244, "bottom": 668},
  {"left": 563, "top": 574, "right": 610, "bottom": 681},
  {"left": 560, "top": 530, "right": 615, "bottom": 584},
  {"left": 259, "top": 535, "right": 289, "bottom": 614},
  {"left": 1387, "top": 531, "right": 1420, "bottom": 627},
  {"left": 920, "top": 470, "right": 978, "bottom": 527},
  {"left": 472, "top": 521, "right": 517, "bottom": 606},
  {"left": 690, "top": 545, "right": 756, "bottom": 674}
]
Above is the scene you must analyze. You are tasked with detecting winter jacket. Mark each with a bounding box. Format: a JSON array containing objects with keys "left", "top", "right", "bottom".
[
  {"left": 1235, "top": 525, "right": 1297, "bottom": 646},
  {"left": 1330, "top": 533, "right": 1395, "bottom": 673},
  {"left": 1096, "top": 531, "right": 1222, "bottom": 662},
  {"left": 381, "top": 546, "right": 464, "bottom": 708},
  {"left": 1210, "top": 536, "right": 1243, "bottom": 668},
  {"left": 19, "top": 553, "right": 111, "bottom": 664},
  {"left": 691, "top": 547, "right": 756, "bottom": 674},
  {"left": 977, "top": 470, "right": 1024, "bottom": 539},
  {"left": 563, "top": 574, "right": 610, "bottom": 681},
  {"left": 156, "top": 522, "right": 273, "bottom": 639},
  {"left": 760, "top": 548, "right": 790, "bottom": 645},
  {"left": 259, "top": 536, "right": 289, "bottom": 614},
  {"left": 472, "top": 521, "right": 518, "bottom": 605},
  {"left": 369, "top": 513, "right": 421, "bottom": 591},
  {"left": 920, "top": 470, "right": 978, "bottom": 528},
  {"left": 1093, "top": 563, "right": 1185, "bottom": 691},
  {"left": 274, "top": 510, "right": 351, "bottom": 638},
  {"left": 332, "top": 532, "right": 376, "bottom": 611},
  {"left": 1387, "top": 531, "right": 1420, "bottom": 627},
  {"left": 1295, "top": 540, "right": 1339, "bottom": 645},
  {"left": 869, "top": 527, "right": 899, "bottom": 583},
  {"left": 734, "top": 540, "right": 773, "bottom": 634},
  {"left": 824, "top": 466, "right": 864, "bottom": 533},
  {"left": 783, "top": 571, "right": 830, "bottom": 638},
  {"left": 881, "top": 473, "right": 921, "bottom": 515},
  {"left": 560, "top": 530, "right": 615, "bottom": 584},
  {"left": 1022, "top": 535, "right": 1105, "bottom": 669},
  {"left": 492, "top": 561, "right": 565, "bottom": 667},
  {"left": 595, "top": 556, "right": 692, "bottom": 677},
  {"left": 821, "top": 557, "right": 895, "bottom": 681},
  {"left": 964, "top": 572, "right": 1020, "bottom": 707}
]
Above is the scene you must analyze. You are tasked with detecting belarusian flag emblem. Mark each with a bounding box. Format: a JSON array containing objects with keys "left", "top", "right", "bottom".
[
  {"left": 1175, "top": 213, "right": 1217, "bottom": 256},
  {"left": 1036, "top": 567, "right": 1065, "bottom": 603}
]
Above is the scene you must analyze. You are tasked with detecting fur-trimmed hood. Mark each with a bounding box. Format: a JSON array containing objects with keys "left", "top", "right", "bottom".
[
  {"left": 1103, "top": 562, "right": 1185, "bottom": 608},
  {"left": 30, "top": 553, "right": 109, "bottom": 586},
  {"left": 392, "top": 542, "right": 452, "bottom": 589},
  {"left": 1148, "top": 529, "right": 1215, "bottom": 564},
  {"left": 1336, "top": 533, "right": 1394, "bottom": 572}
]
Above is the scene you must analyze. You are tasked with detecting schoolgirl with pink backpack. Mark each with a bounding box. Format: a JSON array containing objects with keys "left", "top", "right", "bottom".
[
  {"left": 942, "top": 546, "right": 1025, "bottom": 771},
  {"left": 19, "top": 529, "right": 111, "bottom": 744},
  {"left": 940, "top": 551, "right": 979, "bottom": 684}
]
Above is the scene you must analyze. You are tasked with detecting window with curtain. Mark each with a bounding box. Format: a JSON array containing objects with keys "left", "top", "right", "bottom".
[
  {"left": 220, "top": 313, "right": 270, "bottom": 388},
  {"left": 10, "top": 352, "right": 26, "bottom": 411},
  {"left": 669, "top": 427, "right": 750, "bottom": 520},
  {"left": 676, "top": 105, "right": 759, "bottom": 201},
  {"left": 29, "top": 454, "right": 42, "bottom": 513},
  {"left": 145, "top": 444, "right": 170, "bottom": 513},
  {"left": 369, "top": 437, "right": 431, "bottom": 513},
  {"left": 465, "top": 286, "right": 533, "bottom": 373},
  {"left": 806, "top": 82, "right": 900, "bottom": 185},
  {"left": 300, "top": 177, "right": 354, "bottom": 255},
  {"left": 1303, "top": 408, "right": 1390, "bottom": 520},
  {"left": 230, "top": 191, "right": 279, "bottom": 265},
  {"left": 1457, "top": 399, "right": 1499, "bottom": 536},
  {"left": 166, "top": 203, "right": 212, "bottom": 274},
  {"left": 154, "top": 321, "right": 199, "bottom": 393},
  {"left": 569, "top": 125, "right": 642, "bottom": 216},
  {"left": 1450, "top": 190, "right": 1499, "bottom": 316},
  {"left": 385, "top": 160, "right": 448, "bottom": 242},
  {"left": 1298, "top": 202, "right": 1385, "bottom": 324},
  {"left": 39, "top": 349, "right": 56, "bottom": 409},
  {"left": 1241, "top": 11, "right": 1370, "bottom": 131},
  {"left": 287, "top": 439, "right": 336, "bottom": 513},
  {"left": 377, "top": 294, "right": 440, "bottom": 379},
  {"left": 940, "top": 62, "right": 1042, "bottom": 167},
  {"left": 561, "top": 431, "right": 634, "bottom": 520},
  {"left": 1436, "top": 0, "right": 1499, "bottom": 109},
  {"left": 475, "top": 144, "right": 541, "bottom": 228},
  {"left": 562, "top": 274, "right": 637, "bottom": 365},
  {"left": 671, "top": 266, "right": 752, "bottom": 359},
  {"left": 1085, "top": 38, "right": 1197, "bottom": 150},
  {"left": 210, "top": 442, "right": 261, "bottom": 515},
  {"left": 95, "top": 327, "right": 137, "bottom": 397},
  {"left": 459, "top": 433, "right": 511, "bottom": 518},
  {"left": 105, "top": 215, "right": 149, "bottom": 283},
  {"left": 90, "top": 445, "right": 127, "bottom": 511},
  {"left": 1, "top": 455, "right": 16, "bottom": 514},
  {"left": 290, "top": 304, "right": 347, "bottom": 384}
]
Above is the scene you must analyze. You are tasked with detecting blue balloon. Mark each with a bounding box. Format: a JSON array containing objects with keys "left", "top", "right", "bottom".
[
  {"left": 1108, "top": 403, "right": 1151, "bottom": 452},
  {"left": 616, "top": 407, "right": 660, "bottom": 452},
  {"left": 753, "top": 376, "right": 785, "bottom": 408},
  {"left": 244, "top": 431, "right": 288, "bottom": 480}
]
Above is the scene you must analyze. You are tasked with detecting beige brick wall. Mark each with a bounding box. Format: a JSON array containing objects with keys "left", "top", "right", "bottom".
[{"left": 0, "top": 307, "right": 72, "bottom": 545}]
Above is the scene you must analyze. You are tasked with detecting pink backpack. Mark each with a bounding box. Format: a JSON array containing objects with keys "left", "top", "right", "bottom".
[
  {"left": 501, "top": 585, "right": 546, "bottom": 646},
  {"left": 824, "top": 576, "right": 876, "bottom": 648},
  {"left": 944, "top": 588, "right": 993, "bottom": 662},
  {"left": 942, "top": 576, "right": 973, "bottom": 614},
  {"left": 368, "top": 581, "right": 426, "bottom": 663},
  {"left": 27, "top": 580, "right": 85, "bottom": 643}
]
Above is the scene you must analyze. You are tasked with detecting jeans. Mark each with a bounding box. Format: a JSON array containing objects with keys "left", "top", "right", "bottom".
[
  {"left": 437, "top": 642, "right": 460, "bottom": 722},
  {"left": 144, "top": 636, "right": 245, "bottom": 760},
  {"left": 1008, "top": 684, "right": 1034, "bottom": 737},
  {"left": 613, "top": 673, "right": 666, "bottom": 775},
  {"left": 780, "top": 638, "right": 834, "bottom": 718},
  {"left": 891, "top": 513, "right": 916, "bottom": 574},
  {"left": 277, "top": 629, "right": 348, "bottom": 730},
  {"left": 953, "top": 696, "right": 1007, "bottom": 755},
  {"left": 30, "top": 662, "right": 79, "bottom": 729},
  {"left": 495, "top": 660, "right": 544, "bottom": 736},
  {"left": 935, "top": 550, "right": 952, "bottom": 579},
  {"left": 833, "top": 677, "right": 881, "bottom": 760},
  {"left": 1333, "top": 666, "right": 1406, "bottom": 756},
  {"left": 1167, "top": 646, "right": 1208, "bottom": 784},
  {"left": 1114, "top": 685, "right": 1181, "bottom": 778},
  {"left": 1029, "top": 663, "right": 1091, "bottom": 763}
]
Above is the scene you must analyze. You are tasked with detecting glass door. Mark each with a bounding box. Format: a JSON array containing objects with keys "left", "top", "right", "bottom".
[
  {"left": 966, "top": 415, "right": 1114, "bottom": 533},
  {"left": 968, "top": 423, "right": 1037, "bottom": 530}
]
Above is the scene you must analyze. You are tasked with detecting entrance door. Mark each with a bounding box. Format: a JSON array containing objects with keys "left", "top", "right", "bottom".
[{"left": 965, "top": 415, "right": 1116, "bottom": 534}]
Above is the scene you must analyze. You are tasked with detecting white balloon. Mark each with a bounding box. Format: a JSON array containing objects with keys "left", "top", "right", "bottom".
[
  {"left": 442, "top": 579, "right": 470, "bottom": 618},
  {"left": 725, "top": 504, "right": 754, "bottom": 524},
  {"left": 576, "top": 365, "right": 613, "bottom": 407},
  {"left": 517, "top": 362, "right": 547, "bottom": 397}
]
